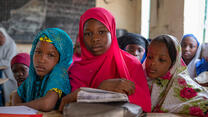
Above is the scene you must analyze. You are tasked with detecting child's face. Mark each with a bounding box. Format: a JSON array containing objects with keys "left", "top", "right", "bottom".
[
  {"left": 33, "top": 41, "right": 60, "bottom": 78},
  {"left": 145, "top": 41, "right": 172, "bottom": 79},
  {"left": 201, "top": 43, "right": 208, "bottom": 61},
  {"left": 126, "top": 44, "right": 145, "bottom": 61},
  {"left": 181, "top": 37, "right": 198, "bottom": 62},
  {"left": 83, "top": 19, "right": 112, "bottom": 56},
  {"left": 12, "top": 63, "right": 29, "bottom": 87}
]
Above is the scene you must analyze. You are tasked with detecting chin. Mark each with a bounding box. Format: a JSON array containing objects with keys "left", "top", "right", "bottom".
[{"left": 147, "top": 74, "right": 157, "bottom": 79}]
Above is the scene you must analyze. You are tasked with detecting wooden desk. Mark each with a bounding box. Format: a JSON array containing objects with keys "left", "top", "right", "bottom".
[
  {"left": 146, "top": 113, "right": 196, "bottom": 117},
  {"left": 38, "top": 111, "right": 62, "bottom": 117},
  {"left": 37, "top": 112, "right": 197, "bottom": 117}
]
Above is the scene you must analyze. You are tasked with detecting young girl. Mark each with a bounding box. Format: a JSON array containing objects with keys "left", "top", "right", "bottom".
[
  {"left": 11, "top": 53, "right": 30, "bottom": 87},
  {"left": 59, "top": 7, "right": 151, "bottom": 112},
  {"left": 145, "top": 35, "right": 208, "bottom": 116},
  {"left": 118, "top": 32, "right": 149, "bottom": 63},
  {"left": 13, "top": 28, "right": 73, "bottom": 112},
  {"left": 181, "top": 34, "right": 201, "bottom": 78}
]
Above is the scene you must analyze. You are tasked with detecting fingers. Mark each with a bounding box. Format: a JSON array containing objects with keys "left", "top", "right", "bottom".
[
  {"left": 58, "top": 89, "right": 80, "bottom": 112},
  {"left": 120, "top": 79, "right": 135, "bottom": 95},
  {"left": 98, "top": 78, "right": 136, "bottom": 96}
]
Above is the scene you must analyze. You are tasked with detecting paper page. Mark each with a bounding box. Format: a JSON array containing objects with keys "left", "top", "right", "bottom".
[{"left": 0, "top": 106, "right": 38, "bottom": 114}]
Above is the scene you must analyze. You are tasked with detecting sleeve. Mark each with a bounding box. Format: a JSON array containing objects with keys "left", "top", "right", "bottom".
[
  {"left": 49, "top": 88, "right": 62, "bottom": 98},
  {"left": 0, "top": 42, "right": 17, "bottom": 67},
  {"left": 43, "top": 64, "right": 71, "bottom": 97}
]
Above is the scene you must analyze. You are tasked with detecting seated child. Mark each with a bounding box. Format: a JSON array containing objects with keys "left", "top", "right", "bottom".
[
  {"left": 118, "top": 32, "right": 149, "bottom": 63},
  {"left": 181, "top": 34, "right": 201, "bottom": 78},
  {"left": 59, "top": 7, "right": 151, "bottom": 112},
  {"left": 8, "top": 53, "right": 30, "bottom": 106},
  {"left": 195, "top": 43, "right": 208, "bottom": 86},
  {"left": 12, "top": 28, "right": 73, "bottom": 112},
  {"left": 144, "top": 35, "right": 208, "bottom": 116},
  {"left": 11, "top": 53, "right": 30, "bottom": 87}
]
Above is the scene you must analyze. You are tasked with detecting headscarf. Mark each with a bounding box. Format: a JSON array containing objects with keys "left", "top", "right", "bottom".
[
  {"left": 69, "top": 7, "right": 151, "bottom": 112},
  {"left": 11, "top": 53, "right": 30, "bottom": 67},
  {"left": 181, "top": 34, "right": 201, "bottom": 78},
  {"left": 17, "top": 28, "right": 73, "bottom": 106},
  {"left": 145, "top": 35, "right": 208, "bottom": 116},
  {"left": 0, "top": 27, "right": 17, "bottom": 103},
  {"left": 144, "top": 35, "right": 186, "bottom": 110},
  {"left": 72, "top": 36, "right": 81, "bottom": 62},
  {"left": 118, "top": 32, "right": 149, "bottom": 63}
]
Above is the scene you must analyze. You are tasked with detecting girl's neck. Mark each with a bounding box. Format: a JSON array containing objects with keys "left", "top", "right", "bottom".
[{"left": 184, "top": 59, "right": 191, "bottom": 65}]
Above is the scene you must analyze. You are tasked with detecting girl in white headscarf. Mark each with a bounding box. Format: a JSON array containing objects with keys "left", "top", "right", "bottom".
[{"left": 0, "top": 27, "right": 17, "bottom": 104}]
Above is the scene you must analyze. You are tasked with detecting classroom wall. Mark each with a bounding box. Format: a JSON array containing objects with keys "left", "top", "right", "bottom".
[
  {"left": 96, "top": 0, "right": 141, "bottom": 33},
  {"left": 149, "top": 0, "right": 184, "bottom": 40},
  {"left": 16, "top": 0, "right": 185, "bottom": 52}
]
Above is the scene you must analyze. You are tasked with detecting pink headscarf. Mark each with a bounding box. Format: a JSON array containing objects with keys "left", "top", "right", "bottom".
[
  {"left": 72, "top": 36, "right": 81, "bottom": 62},
  {"left": 69, "top": 7, "right": 151, "bottom": 112},
  {"left": 11, "top": 53, "right": 30, "bottom": 67}
]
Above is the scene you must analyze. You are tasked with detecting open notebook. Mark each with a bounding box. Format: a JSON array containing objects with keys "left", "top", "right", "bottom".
[{"left": 0, "top": 106, "right": 42, "bottom": 117}]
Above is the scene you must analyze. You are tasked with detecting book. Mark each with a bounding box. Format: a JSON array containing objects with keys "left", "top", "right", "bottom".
[{"left": 77, "top": 87, "right": 129, "bottom": 103}]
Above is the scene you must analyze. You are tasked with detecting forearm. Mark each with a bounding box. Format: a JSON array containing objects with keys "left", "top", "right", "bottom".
[
  {"left": 14, "top": 91, "right": 59, "bottom": 112},
  {"left": 18, "top": 97, "right": 54, "bottom": 112}
]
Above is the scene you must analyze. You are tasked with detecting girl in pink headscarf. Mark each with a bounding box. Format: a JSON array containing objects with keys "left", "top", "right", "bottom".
[
  {"left": 59, "top": 7, "right": 151, "bottom": 112},
  {"left": 11, "top": 53, "right": 30, "bottom": 87}
]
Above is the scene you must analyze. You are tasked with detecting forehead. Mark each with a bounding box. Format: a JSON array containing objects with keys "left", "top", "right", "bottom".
[
  {"left": 12, "top": 63, "right": 28, "bottom": 69},
  {"left": 127, "top": 44, "right": 145, "bottom": 49},
  {"left": 148, "top": 41, "right": 169, "bottom": 55},
  {"left": 84, "top": 19, "right": 106, "bottom": 29},
  {"left": 36, "top": 41, "right": 56, "bottom": 51},
  {"left": 182, "top": 36, "right": 197, "bottom": 45}
]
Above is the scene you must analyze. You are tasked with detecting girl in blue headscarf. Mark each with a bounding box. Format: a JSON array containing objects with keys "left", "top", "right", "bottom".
[
  {"left": 13, "top": 28, "right": 73, "bottom": 112},
  {"left": 181, "top": 34, "right": 201, "bottom": 78}
]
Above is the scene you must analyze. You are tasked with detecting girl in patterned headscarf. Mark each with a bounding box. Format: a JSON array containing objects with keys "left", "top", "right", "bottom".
[
  {"left": 13, "top": 28, "right": 73, "bottom": 112},
  {"left": 144, "top": 34, "right": 208, "bottom": 116}
]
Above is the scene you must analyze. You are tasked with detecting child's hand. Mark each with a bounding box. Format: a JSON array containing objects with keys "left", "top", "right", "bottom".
[
  {"left": 59, "top": 89, "right": 80, "bottom": 112},
  {"left": 98, "top": 78, "right": 135, "bottom": 96}
]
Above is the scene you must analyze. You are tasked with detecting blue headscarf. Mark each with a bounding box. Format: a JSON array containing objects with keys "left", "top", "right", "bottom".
[
  {"left": 181, "top": 34, "right": 200, "bottom": 47},
  {"left": 17, "top": 28, "right": 73, "bottom": 107}
]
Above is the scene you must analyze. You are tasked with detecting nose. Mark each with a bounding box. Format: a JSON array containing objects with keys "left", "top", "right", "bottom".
[
  {"left": 38, "top": 54, "right": 47, "bottom": 63},
  {"left": 15, "top": 72, "right": 23, "bottom": 77},
  {"left": 184, "top": 46, "right": 190, "bottom": 51},
  {"left": 91, "top": 33, "right": 100, "bottom": 43},
  {"left": 149, "top": 58, "right": 157, "bottom": 66}
]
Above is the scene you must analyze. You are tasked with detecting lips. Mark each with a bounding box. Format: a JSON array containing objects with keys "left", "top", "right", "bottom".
[
  {"left": 146, "top": 68, "right": 157, "bottom": 74},
  {"left": 92, "top": 45, "right": 102, "bottom": 51},
  {"left": 35, "top": 66, "right": 46, "bottom": 72}
]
